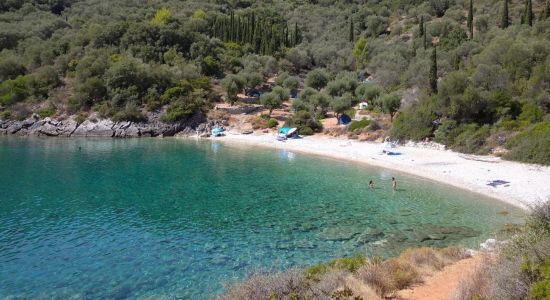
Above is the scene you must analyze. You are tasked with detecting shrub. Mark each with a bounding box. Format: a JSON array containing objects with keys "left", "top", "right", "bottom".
[
  {"left": 0, "top": 110, "right": 11, "bottom": 119},
  {"left": 519, "top": 102, "right": 544, "bottom": 125},
  {"left": 249, "top": 116, "right": 267, "bottom": 129},
  {"left": 266, "top": 118, "right": 278, "bottom": 128},
  {"left": 0, "top": 75, "right": 29, "bottom": 106},
  {"left": 401, "top": 247, "right": 445, "bottom": 270},
  {"left": 487, "top": 201, "right": 550, "bottom": 300},
  {"left": 384, "top": 259, "right": 421, "bottom": 290},
  {"left": 454, "top": 262, "right": 492, "bottom": 300},
  {"left": 219, "top": 268, "right": 307, "bottom": 300},
  {"left": 349, "top": 118, "right": 371, "bottom": 132},
  {"left": 434, "top": 119, "right": 459, "bottom": 145},
  {"left": 112, "top": 104, "right": 146, "bottom": 122},
  {"left": 451, "top": 124, "right": 491, "bottom": 154},
  {"left": 330, "top": 253, "right": 366, "bottom": 273},
  {"left": 75, "top": 114, "right": 87, "bottom": 124},
  {"left": 286, "top": 110, "right": 322, "bottom": 134},
  {"left": 357, "top": 263, "right": 395, "bottom": 296},
  {"left": 36, "top": 105, "right": 56, "bottom": 118},
  {"left": 390, "top": 99, "right": 437, "bottom": 141},
  {"left": 505, "top": 120, "right": 550, "bottom": 165},
  {"left": 439, "top": 246, "right": 470, "bottom": 263},
  {"left": 161, "top": 100, "right": 197, "bottom": 122},
  {"left": 299, "top": 126, "right": 314, "bottom": 135}
]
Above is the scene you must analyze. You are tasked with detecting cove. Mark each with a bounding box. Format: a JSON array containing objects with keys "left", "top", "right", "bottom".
[{"left": 0, "top": 138, "right": 523, "bottom": 299}]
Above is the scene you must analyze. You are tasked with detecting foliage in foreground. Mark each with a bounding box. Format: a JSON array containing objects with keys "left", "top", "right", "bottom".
[
  {"left": 455, "top": 200, "right": 550, "bottom": 300},
  {"left": 219, "top": 246, "right": 470, "bottom": 300}
]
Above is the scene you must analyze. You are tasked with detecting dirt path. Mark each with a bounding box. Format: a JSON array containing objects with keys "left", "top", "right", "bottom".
[{"left": 395, "top": 255, "right": 484, "bottom": 300}]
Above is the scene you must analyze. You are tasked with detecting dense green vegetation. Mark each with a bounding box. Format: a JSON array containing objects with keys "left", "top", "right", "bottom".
[{"left": 1, "top": 0, "right": 550, "bottom": 164}]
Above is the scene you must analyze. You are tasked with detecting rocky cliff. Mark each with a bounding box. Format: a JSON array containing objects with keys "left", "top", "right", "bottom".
[{"left": 0, "top": 112, "right": 212, "bottom": 138}]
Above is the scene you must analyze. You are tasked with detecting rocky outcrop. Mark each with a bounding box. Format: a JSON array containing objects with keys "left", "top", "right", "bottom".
[{"left": 0, "top": 111, "right": 208, "bottom": 138}]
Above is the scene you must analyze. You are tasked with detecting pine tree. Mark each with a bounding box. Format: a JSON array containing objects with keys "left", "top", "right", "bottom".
[
  {"left": 429, "top": 46, "right": 438, "bottom": 95},
  {"left": 467, "top": 0, "right": 474, "bottom": 39},
  {"left": 349, "top": 19, "right": 354, "bottom": 42},
  {"left": 419, "top": 16, "right": 424, "bottom": 37},
  {"left": 501, "top": 0, "right": 509, "bottom": 29}
]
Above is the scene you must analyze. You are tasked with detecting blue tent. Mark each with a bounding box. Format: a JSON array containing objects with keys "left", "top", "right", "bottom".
[{"left": 339, "top": 114, "right": 352, "bottom": 125}]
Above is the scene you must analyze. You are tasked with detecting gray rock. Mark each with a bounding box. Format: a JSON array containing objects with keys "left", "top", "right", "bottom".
[
  {"left": 7, "top": 122, "right": 23, "bottom": 134},
  {"left": 57, "top": 119, "right": 79, "bottom": 137},
  {"left": 22, "top": 115, "right": 38, "bottom": 128},
  {"left": 113, "top": 122, "right": 140, "bottom": 137},
  {"left": 72, "top": 119, "right": 114, "bottom": 137},
  {"left": 38, "top": 122, "right": 60, "bottom": 136}
]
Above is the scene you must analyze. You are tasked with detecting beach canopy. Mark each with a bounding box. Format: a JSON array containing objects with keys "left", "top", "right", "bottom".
[
  {"left": 339, "top": 114, "right": 352, "bottom": 125},
  {"left": 279, "top": 127, "right": 297, "bottom": 137}
]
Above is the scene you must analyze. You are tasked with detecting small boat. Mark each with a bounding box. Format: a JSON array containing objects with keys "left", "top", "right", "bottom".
[{"left": 211, "top": 127, "right": 224, "bottom": 137}]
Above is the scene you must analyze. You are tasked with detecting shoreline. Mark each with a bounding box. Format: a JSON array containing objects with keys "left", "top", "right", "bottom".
[{"left": 199, "top": 131, "right": 550, "bottom": 210}]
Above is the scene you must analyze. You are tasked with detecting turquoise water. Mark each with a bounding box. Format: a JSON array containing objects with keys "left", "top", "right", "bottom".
[{"left": 0, "top": 138, "right": 523, "bottom": 299}]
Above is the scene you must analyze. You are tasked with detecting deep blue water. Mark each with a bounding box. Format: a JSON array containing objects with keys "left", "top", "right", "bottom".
[{"left": 0, "top": 138, "right": 523, "bottom": 299}]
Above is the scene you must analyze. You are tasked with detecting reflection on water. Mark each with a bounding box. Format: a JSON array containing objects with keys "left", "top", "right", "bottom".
[{"left": 0, "top": 137, "right": 524, "bottom": 299}]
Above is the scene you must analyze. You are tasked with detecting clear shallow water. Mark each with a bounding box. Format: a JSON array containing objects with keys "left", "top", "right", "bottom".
[{"left": 0, "top": 138, "right": 524, "bottom": 299}]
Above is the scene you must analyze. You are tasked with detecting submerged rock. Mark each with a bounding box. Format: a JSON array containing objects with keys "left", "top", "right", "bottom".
[{"left": 319, "top": 226, "right": 361, "bottom": 241}]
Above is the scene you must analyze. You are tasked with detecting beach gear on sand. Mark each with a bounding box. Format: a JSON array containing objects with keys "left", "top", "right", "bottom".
[
  {"left": 382, "top": 137, "right": 399, "bottom": 155},
  {"left": 277, "top": 127, "right": 298, "bottom": 141},
  {"left": 211, "top": 127, "right": 224, "bottom": 137},
  {"left": 487, "top": 180, "right": 510, "bottom": 187}
]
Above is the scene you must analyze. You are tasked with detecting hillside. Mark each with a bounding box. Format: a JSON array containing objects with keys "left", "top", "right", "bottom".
[{"left": 1, "top": 0, "right": 550, "bottom": 164}]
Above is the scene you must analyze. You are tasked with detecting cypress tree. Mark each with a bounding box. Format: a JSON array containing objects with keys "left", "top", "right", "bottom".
[
  {"left": 527, "top": 0, "right": 533, "bottom": 26},
  {"left": 501, "top": 0, "right": 509, "bottom": 29},
  {"left": 293, "top": 22, "right": 299, "bottom": 46},
  {"left": 349, "top": 19, "right": 354, "bottom": 42},
  {"left": 230, "top": 11, "right": 234, "bottom": 41},
  {"left": 452, "top": 52, "right": 460, "bottom": 71},
  {"left": 467, "top": 0, "right": 474, "bottom": 39},
  {"left": 423, "top": 24, "right": 428, "bottom": 50},
  {"left": 429, "top": 46, "right": 438, "bottom": 95},
  {"left": 419, "top": 16, "right": 424, "bottom": 37}
]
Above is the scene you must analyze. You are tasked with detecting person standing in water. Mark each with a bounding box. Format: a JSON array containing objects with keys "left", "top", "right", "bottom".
[
  {"left": 391, "top": 177, "right": 397, "bottom": 191},
  {"left": 368, "top": 180, "right": 375, "bottom": 189}
]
